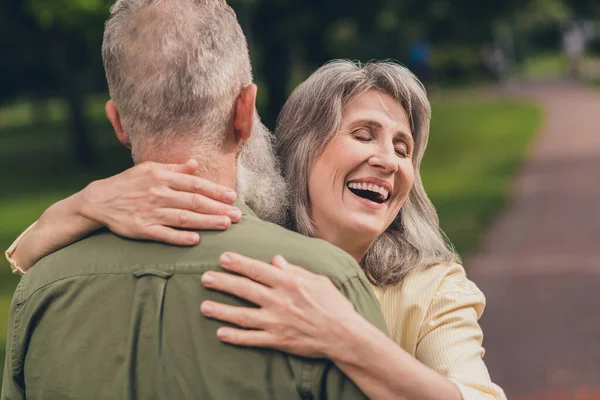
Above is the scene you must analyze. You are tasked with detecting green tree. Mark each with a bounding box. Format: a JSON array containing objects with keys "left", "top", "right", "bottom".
[{"left": 19, "top": 0, "right": 112, "bottom": 167}]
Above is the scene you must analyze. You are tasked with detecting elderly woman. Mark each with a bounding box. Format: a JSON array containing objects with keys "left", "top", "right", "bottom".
[{"left": 6, "top": 61, "right": 505, "bottom": 399}]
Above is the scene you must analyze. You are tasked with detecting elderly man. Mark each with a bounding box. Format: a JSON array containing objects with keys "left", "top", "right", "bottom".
[{"left": 1, "top": 0, "right": 387, "bottom": 398}]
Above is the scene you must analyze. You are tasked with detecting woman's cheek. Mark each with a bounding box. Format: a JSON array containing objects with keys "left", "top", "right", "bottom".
[{"left": 397, "top": 162, "right": 415, "bottom": 197}]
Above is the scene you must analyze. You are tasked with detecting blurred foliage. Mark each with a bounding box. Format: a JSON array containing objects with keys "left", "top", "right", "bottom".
[
  {"left": 514, "top": 0, "right": 572, "bottom": 30},
  {"left": 24, "top": 0, "right": 111, "bottom": 28},
  {"left": 1, "top": 0, "right": 596, "bottom": 168}
]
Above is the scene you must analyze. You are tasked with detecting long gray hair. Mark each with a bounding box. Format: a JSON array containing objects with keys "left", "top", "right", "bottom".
[{"left": 276, "top": 60, "right": 460, "bottom": 286}]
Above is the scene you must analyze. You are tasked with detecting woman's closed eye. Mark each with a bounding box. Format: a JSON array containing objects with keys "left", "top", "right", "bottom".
[
  {"left": 352, "top": 128, "right": 373, "bottom": 141},
  {"left": 352, "top": 127, "right": 411, "bottom": 158},
  {"left": 394, "top": 142, "right": 410, "bottom": 158}
]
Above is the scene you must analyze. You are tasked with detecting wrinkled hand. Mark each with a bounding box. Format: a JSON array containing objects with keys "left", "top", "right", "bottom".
[
  {"left": 200, "top": 252, "right": 362, "bottom": 359},
  {"left": 80, "top": 159, "right": 241, "bottom": 245}
]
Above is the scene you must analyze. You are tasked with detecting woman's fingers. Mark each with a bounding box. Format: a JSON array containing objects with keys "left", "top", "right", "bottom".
[
  {"left": 157, "top": 208, "right": 232, "bottom": 231},
  {"left": 272, "top": 255, "right": 316, "bottom": 280},
  {"left": 159, "top": 186, "right": 242, "bottom": 223},
  {"left": 202, "top": 270, "right": 272, "bottom": 306},
  {"left": 215, "top": 327, "right": 277, "bottom": 348},
  {"left": 160, "top": 158, "right": 198, "bottom": 174},
  {"left": 219, "top": 253, "right": 285, "bottom": 287},
  {"left": 161, "top": 169, "right": 237, "bottom": 204},
  {"left": 144, "top": 225, "right": 200, "bottom": 246},
  {"left": 272, "top": 255, "right": 291, "bottom": 271},
  {"left": 200, "top": 301, "right": 267, "bottom": 329},
  {"left": 177, "top": 158, "right": 199, "bottom": 174}
]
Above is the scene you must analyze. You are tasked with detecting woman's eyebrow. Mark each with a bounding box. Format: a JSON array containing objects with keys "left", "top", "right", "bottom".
[
  {"left": 396, "top": 131, "right": 414, "bottom": 145},
  {"left": 351, "top": 119, "right": 384, "bottom": 130}
]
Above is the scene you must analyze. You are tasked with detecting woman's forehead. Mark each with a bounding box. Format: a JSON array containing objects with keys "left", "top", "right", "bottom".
[
  {"left": 342, "top": 89, "right": 410, "bottom": 132},
  {"left": 344, "top": 89, "right": 407, "bottom": 117}
]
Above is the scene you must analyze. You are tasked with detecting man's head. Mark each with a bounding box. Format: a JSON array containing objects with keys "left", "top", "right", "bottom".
[
  {"left": 102, "top": 0, "right": 287, "bottom": 223},
  {"left": 103, "top": 0, "right": 253, "bottom": 164}
]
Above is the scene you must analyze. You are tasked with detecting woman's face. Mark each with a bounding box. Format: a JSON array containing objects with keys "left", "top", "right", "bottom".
[{"left": 308, "top": 89, "right": 415, "bottom": 260}]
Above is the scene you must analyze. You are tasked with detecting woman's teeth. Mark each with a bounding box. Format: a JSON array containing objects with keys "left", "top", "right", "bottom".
[{"left": 347, "top": 182, "right": 390, "bottom": 200}]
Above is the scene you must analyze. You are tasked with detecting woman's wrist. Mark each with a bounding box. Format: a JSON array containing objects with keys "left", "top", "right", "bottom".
[
  {"left": 328, "top": 315, "right": 462, "bottom": 400},
  {"left": 322, "top": 311, "right": 377, "bottom": 364},
  {"left": 77, "top": 180, "right": 107, "bottom": 229}
]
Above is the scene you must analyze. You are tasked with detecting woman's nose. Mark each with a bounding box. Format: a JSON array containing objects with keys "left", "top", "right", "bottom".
[{"left": 367, "top": 144, "right": 399, "bottom": 173}]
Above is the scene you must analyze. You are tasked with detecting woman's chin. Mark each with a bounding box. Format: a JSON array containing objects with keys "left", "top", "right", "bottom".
[{"left": 343, "top": 217, "right": 387, "bottom": 242}]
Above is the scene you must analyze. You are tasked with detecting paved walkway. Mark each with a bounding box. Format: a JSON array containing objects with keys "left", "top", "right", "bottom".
[{"left": 467, "top": 82, "right": 600, "bottom": 399}]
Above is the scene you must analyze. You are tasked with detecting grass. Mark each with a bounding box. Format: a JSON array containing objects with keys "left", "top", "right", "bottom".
[
  {"left": 521, "top": 51, "right": 600, "bottom": 81},
  {"left": 0, "top": 92, "right": 542, "bottom": 389},
  {"left": 424, "top": 97, "right": 541, "bottom": 255},
  {"left": 520, "top": 52, "right": 567, "bottom": 79}
]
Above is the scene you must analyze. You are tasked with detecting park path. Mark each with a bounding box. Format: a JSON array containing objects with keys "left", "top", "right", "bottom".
[{"left": 467, "top": 82, "right": 600, "bottom": 399}]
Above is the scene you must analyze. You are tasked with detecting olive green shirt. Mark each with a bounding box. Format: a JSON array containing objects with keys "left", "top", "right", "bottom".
[{"left": 2, "top": 201, "right": 388, "bottom": 400}]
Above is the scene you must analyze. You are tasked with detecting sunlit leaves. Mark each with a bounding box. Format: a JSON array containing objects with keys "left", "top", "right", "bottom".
[{"left": 24, "top": 0, "right": 111, "bottom": 29}]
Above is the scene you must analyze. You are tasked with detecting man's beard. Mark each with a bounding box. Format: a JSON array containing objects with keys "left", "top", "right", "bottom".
[{"left": 236, "top": 117, "right": 288, "bottom": 225}]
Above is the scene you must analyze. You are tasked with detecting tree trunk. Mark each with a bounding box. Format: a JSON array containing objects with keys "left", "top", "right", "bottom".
[
  {"left": 261, "top": 39, "right": 291, "bottom": 130},
  {"left": 64, "top": 79, "right": 94, "bottom": 168},
  {"left": 31, "top": 91, "right": 51, "bottom": 127},
  {"left": 253, "top": 2, "right": 292, "bottom": 131},
  {"left": 51, "top": 33, "right": 95, "bottom": 168}
]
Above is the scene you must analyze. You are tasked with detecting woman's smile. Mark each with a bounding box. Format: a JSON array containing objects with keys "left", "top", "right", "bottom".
[{"left": 346, "top": 177, "right": 393, "bottom": 209}]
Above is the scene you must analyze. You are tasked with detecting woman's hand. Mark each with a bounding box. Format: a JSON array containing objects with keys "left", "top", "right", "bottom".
[
  {"left": 80, "top": 159, "right": 242, "bottom": 245},
  {"left": 200, "top": 252, "right": 363, "bottom": 359}
]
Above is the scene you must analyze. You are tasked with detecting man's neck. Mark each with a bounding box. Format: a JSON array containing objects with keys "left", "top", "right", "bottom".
[
  {"left": 139, "top": 148, "right": 237, "bottom": 191},
  {"left": 194, "top": 156, "right": 237, "bottom": 190}
]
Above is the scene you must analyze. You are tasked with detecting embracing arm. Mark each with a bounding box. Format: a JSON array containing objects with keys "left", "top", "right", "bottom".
[
  {"left": 199, "top": 255, "right": 505, "bottom": 400},
  {"left": 6, "top": 160, "right": 241, "bottom": 273},
  {"left": 6, "top": 191, "right": 102, "bottom": 274},
  {"left": 321, "top": 266, "right": 505, "bottom": 400},
  {"left": 325, "top": 278, "right": 464, "bottom": 400},
  {"left": 312, "top": 265, "right": 505, "bottom": 400}
]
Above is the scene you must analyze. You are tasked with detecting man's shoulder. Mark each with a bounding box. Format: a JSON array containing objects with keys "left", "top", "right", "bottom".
[
  {"left": 15, "top": 230, "right": 203, "bottom": 302},
  {"left": 202, "top": 214, "right": 365, "bottom": 283},
  {"left": 16, "top": 214, "right": 364, "bottom": 301}
]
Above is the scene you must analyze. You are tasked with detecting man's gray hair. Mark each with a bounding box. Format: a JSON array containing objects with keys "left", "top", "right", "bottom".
[
  {"left": 102, "top": 0, "right": 252, "bottom": 160},
  {"left": 276, "top": 60, "right": 460, "bottom": 286},
  {"left": 102, "top": 0, "right": 288, "bottom": 222}
]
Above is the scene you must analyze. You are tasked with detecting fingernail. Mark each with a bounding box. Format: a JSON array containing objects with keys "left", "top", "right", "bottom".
[
  {"left": 217, "top": 327, "right": 228, "bottom": 339},
  {"left": 227, "top": 208, "right": 242, "bottom": 222},
  {"left": 274, "top": 255, "right": 288, "bottom": 269},
  {"left": 200, "top": 302, "right": 213, "bottom": 314},
  {"left": 202, "top": 272, "right": 214, "bottom": 285},
  {"left": 189, "top": 233, "right": 200, "bottom": 244},
  {"left": 219, "top": 218, "right": 231, "bottom": 229},
  {"left": 224, "top": 191, "right": 237, "bottom": 203},
  {"left": 274, "top": 255, "right": 285, "bottom": 263},
  {"left": 220, "top": 253, "right": 232, "bottom": 264}
]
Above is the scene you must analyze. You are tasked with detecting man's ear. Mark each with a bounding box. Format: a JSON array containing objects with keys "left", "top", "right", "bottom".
[
  {"left": 105, "top": 100, "right": 131, "bottom": 149},
  {"left": 233, "top": 84, "right": 257, "bottom": 142}
]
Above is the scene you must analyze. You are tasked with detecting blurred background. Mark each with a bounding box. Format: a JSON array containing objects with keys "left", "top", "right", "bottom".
[{"left": 1, "top": 0, "right": 600, "bottom": 398}]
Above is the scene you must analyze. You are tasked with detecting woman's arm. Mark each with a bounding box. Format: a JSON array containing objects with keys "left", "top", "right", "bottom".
[
  {"left": 329, "top": 313, "right": 463, "bottom": 400},
  {"left": 199, "top": 253, "right": 465, "bottom": 400},
  {"left": 8, "top": 159, "right": 241, "bottom": 273},
  {"left": 8, "top": 191, "right": 103, "bottom": 273}
]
